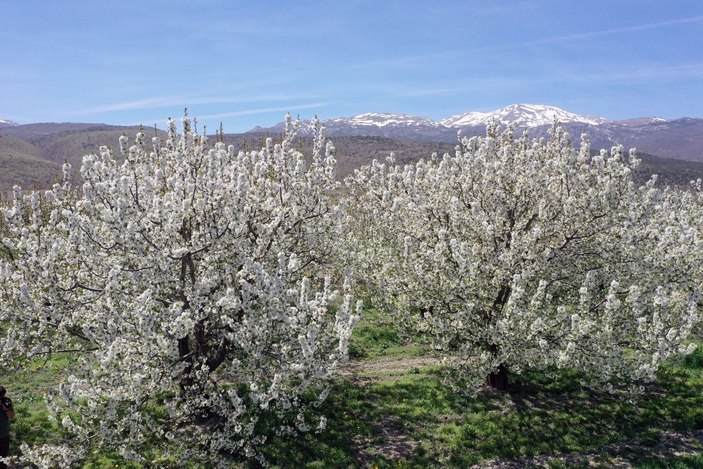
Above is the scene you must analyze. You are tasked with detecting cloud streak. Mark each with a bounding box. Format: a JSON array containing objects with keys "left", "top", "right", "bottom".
[
  {"left": 75, "top": 93, "right": 328, "bottom": 115},
  {"left": 348, "top": 15, "right": 703, "bottom": 70},
  {"left": 197, "top": 102, "right": 333, "bottom": 120},
  {"left": 80, "top": 97, "right": 188, "bottom": 114},
  {"left": 360, "top": 62, "right": 703, "bottom": 105},
  {"left": 521, "top": 15, "right": 703, "bottom": 45}
]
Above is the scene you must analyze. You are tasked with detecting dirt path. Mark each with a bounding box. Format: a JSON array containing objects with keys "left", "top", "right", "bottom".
[{"left": 338, "top": 354, "right": 442, "bottom": 382}]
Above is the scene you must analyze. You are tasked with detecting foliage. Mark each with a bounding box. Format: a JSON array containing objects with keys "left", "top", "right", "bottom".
[
  {"left": 347, "top": 123, "right": 703, "bottom": 391},
  {"left": 0, "top": 113, "right": 359, "bottom": 467}
]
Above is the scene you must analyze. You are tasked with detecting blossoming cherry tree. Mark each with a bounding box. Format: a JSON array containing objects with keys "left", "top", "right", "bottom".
[
  {"left": 0, "top": 114, "right": 358, "bottom": 466},
  {"left": 347, "top": 124, "right": 701, "bottom": 392}
]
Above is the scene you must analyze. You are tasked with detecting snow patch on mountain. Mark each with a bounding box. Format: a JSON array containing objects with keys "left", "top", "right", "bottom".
[
  {"left": 328, "top": 113, "right": 442, "bottom": 128},
  {"left": 249, "top": 113, "right": 447, "bottom": 136},
  {"left": 441, "top": 104, "right": 607, "bottom": 128},
  {"left": 440, "top": 111, "right": 491, "bottom": 127},
  {"left": 0, "top": 119, "right": 18, "bottom": 127},
  {"left": 611, "top": 117, "right": 669, "bottom": 126}
]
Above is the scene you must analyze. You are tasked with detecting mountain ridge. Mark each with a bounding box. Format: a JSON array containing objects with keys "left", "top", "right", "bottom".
[
  {"left": 248, "top": 104, "right": 702, "bottom": 162},
  {"left": 250, "top": 104, "right": 671, "bottom": 134},
  {"left": 440, "top": 104, "right": 609, "bottom": 128}
]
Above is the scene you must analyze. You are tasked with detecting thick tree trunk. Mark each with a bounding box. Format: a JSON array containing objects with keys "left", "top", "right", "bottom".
[
  {"left": 487, "top": 363, "right": 509, "bottom": 391},
  {"left": 486, "top": 283, "right": 511, "bottom": 392}
]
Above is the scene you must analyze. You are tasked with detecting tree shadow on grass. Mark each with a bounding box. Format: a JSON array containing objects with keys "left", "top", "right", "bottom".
[
  {"left": 259, "top": 363, "right": 703, "bottom": 468},
  {"left": 261, "top": 370, "right": 488, "bottom": 468},
  {"left": 464, "top": 367, "right": 703, "bottom": 468}
]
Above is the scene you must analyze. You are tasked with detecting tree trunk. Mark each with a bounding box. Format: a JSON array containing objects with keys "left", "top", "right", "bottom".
[
  {"left": 486, "top": 284, "right": 511, "bottom": 392},
  {"left": 487, "top": 363, "right": 508, "bottom": 391}
]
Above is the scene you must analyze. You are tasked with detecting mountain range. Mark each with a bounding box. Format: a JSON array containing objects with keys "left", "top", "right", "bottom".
[
  {"left": 1, "top": 104, "right": 703, "bottom": 192},
  {"left": 251, "top": 104, "right": 703, "bottom": 162}
]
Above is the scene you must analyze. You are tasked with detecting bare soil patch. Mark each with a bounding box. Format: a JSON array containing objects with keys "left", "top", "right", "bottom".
[
  {"left": 353, "top": 415, "right": 419, "bottom": 464},
  {"left": 339, "top": 355, "right": 442, "bottom": 383}
]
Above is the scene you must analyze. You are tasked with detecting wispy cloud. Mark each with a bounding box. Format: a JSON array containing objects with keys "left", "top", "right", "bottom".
[
  {"left": 361, "top": 62, "right": 703, "bottom": 105},
  {"left": 523, "top": 15, "right": 703, "bottom": 45},
  {"left": 348, "top": 15, "right": 703, "bottom": 70},
  {"left": 75, "top": 92, "right": 328, "bottom": 116},
  {"left": 197, "top": 102, "right": 333, "bottom": 120},
  {"left": 560, "top": 63, "right": 703, "bottom": 85},
  {"left": 428, "top": 1, "right": 547, "bottom": 17},
  {"left": 79, "top": 97, "right": 188, "bottom": 114}
]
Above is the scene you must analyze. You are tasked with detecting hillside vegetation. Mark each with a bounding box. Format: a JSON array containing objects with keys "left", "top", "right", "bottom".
[
  {"left": 0, "top": 134, "right": 61, "bottom": 193},
  {"left": 0, "top": 124, "right": 163, "bottom": 193}
]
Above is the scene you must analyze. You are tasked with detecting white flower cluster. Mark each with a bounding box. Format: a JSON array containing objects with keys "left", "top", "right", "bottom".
[
  {"left": 0, "top": 113, "right": 358, "bottom": 466},
  {"left": 347, "top": 123, "right": 702, "bottom": 392}
]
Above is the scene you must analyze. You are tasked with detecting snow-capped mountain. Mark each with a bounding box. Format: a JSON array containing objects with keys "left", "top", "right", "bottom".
[
  {"left": 441, "top": 104, "right": 608, "bottom": 128},
  {"left": 251, "top": 112, "right": 454, "bottom": 141},
  {"left": 253, "top": 112, "right": 442, "bottom": 132},
  {"left": 325, "top": 113, "right": 452, "bottom": 140},
  {"left": 253, "top": 104, "right": 612, "bottom": 137},
  {"left": 249, "top": 104, "right": 702, "bottom": 162},
  {"left": 0, "top": 119, "right": 18, "bottom": 128},
  {"left": 328, "top": 112, "right": 442, "bottom": 128}
]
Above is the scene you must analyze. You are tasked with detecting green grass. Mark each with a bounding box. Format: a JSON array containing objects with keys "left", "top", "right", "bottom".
[
  {"left": 683, "top": 344, "right": 703, "bottom": 369},
  {"left": 637, "top": 454, "right": 703, "bottom": 469},
  {"left": 348, "top": 307, "right": 423, "bottom": 359},
  {"left": 259, "top": 357, "right": 703, "bottom": 468},
  {"left": 4, "top": 313, "right": 703, "bottom": 468},
  {"left": 4, "top": 353, "right": 76, "bottom": 450},
  {"left": 259, "top": 319, "right": 703, "bottom": 468}
]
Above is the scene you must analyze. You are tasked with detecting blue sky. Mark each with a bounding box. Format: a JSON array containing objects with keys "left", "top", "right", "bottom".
[{"left": 1, "top": 0, "right": 702, "bottom": 132}]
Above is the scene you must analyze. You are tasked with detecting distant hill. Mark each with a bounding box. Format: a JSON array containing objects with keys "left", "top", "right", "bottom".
[
  {"left": 0, "top": 133, "right": 61, "bottom": 194},
  {"left": 633, "top": 151, "right": 703, "bottom": 187},
  {"left": 0, "top": 123, "right": 165, "bottom": 194}
]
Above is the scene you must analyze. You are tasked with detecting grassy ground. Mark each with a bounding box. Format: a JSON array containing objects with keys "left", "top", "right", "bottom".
[
  {"left": 260, "top": 310, "right": 703, "bottom": 468},
  {"left": 4, "top": 309, "right": 703, "bottom": 468}
]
